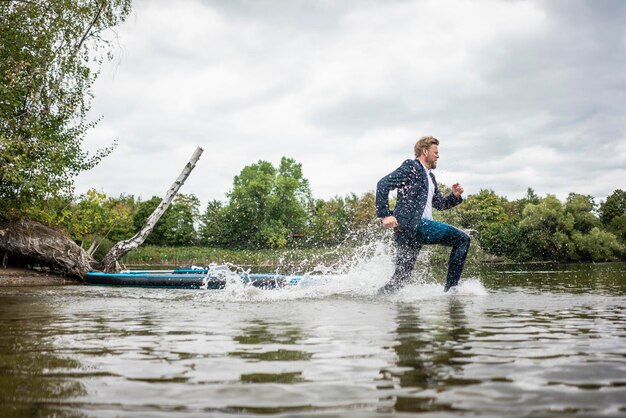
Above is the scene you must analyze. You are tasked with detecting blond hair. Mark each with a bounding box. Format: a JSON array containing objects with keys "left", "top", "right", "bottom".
[{"left": 414, "top": 136, "right": 439, "bottom": 157}]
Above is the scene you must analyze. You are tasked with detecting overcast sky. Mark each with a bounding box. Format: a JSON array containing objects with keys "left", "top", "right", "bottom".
[{"left": 75, "top": 0, "right": 626, "bottom": 206}]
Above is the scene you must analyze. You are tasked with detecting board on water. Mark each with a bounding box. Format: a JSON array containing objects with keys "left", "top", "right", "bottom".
[{"left": 84, "top": 268, "right": 304, "bottom": 289}]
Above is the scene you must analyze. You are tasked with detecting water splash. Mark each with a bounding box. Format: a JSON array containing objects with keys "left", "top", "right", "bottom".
[{"left": 197, "top": 231, "right": 488, "bottom": 302}]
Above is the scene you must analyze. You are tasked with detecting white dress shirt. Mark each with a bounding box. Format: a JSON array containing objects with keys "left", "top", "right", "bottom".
[{"left": 419, "top": 161, "right": 435, "bottom": 220}]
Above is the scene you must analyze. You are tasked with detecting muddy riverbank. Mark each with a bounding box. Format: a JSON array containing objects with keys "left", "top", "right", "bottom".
[{"left": 0, "top": 267, "right": 81, "bottom": 287}]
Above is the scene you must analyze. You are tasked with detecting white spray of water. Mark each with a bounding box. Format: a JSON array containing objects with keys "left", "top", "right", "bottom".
[{"left": 197, "top": 231, "right": 488, "bottom": 302}]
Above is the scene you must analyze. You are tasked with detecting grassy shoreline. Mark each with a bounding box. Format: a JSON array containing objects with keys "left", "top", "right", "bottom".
[
  {"left": 118, "top": 242, "right": 509, "bottom": 271},
  {"left": 120, "top": 245, "right": 357, "bottom": 270},
  {"left": 118, "top": 245, "right": 624, "bottom": 278}
]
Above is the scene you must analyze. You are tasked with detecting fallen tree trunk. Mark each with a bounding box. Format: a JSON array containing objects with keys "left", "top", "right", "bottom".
[
  {"left": 0, "top": 219, "right": 96, "bottom": 279},
  {"left": 0, "top": 147, "right": 203, "bottom": 279},
  {"left": 101, "top": 146, "right": 204, "bottom": 272}
]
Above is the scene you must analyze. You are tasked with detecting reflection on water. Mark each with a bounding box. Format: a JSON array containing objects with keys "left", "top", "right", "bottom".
[
  {"left": 476, "top": 262, "right": 626, "bottom": 294},
  {"left": 379, "top": 299, "right": 474, "bottom": 413},
  {"left": 230, "top": 319, "right": 311, "bottom": 386},
  {"left": 0, "top": 262, "right": 624, "bottom": 417},
  {"left": 240, "top": 371, "right": 306, "bottom": 384},
  {"left": 0, "top": 295, "right": 88, "bottom": 418},
  {"left": 233, "top": 319, "right": 306, "bottom": 345}
]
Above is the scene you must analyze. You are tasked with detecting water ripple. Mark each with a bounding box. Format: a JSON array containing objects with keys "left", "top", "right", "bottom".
[{"left": 0, "top": 263, "right": 625, "bottom": 417}]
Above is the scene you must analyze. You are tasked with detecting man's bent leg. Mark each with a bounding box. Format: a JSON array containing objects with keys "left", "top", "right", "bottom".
[
  {"left": 416, "top": 219, "right": 471, "bottom": 291},
  {"left": 378, "top": 233, "right": 421, "bottom": 294},
  {"left": 443, "top": 231, "right": 470, "bottom": 291}
]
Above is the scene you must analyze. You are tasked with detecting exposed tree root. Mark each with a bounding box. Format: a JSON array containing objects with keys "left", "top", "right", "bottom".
[{"left": 0, "top": 219, "right": 97, "bottom": 279}]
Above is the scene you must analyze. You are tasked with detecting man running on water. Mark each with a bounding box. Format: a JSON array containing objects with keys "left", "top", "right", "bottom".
[{"left": 376, "top": 136, "right": 470, "bottom": 293}]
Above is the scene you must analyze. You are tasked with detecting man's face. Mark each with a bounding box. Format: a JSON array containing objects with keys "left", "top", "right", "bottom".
[{"left": 423, "top": 144, "right": 439, "bottom": 169}]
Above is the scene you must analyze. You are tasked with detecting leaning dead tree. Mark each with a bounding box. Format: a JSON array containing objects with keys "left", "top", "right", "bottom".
[
  {"left": 0, "top": 147, "right": 203, "bottom": 278},
  {"left": 101, "top": 146, "right": 204, "bottom": 272}
]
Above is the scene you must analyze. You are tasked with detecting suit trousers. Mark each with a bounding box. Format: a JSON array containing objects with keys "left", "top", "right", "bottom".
[{"left": 380, "top": 219, "right": 471, "bottom": 293}]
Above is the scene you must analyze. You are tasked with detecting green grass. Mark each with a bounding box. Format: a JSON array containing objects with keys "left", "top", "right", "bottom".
[
  {"left": 119, "top": 237, "right": 500, "bottom": 274},
  {"left": 120, "top": 245, "right": 353, "bottom": 271}
]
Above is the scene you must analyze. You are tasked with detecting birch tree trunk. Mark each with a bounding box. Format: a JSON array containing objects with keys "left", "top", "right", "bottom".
[{"left": 101, "top": 146, "right": 204, "bottom": 272}]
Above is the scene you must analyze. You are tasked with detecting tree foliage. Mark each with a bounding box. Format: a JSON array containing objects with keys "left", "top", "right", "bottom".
[
  {"left": 0, "top": 0, "right": 131, "bottom": 219},
  {"left": 599, "top": 189, "right": 626, "bottom": 243},
  {"left": 565, "top": 193, "right": 599, "bottom": 234},
  {"left": 133, "top": 194, "right": 200, "bottom": 246},
  {"left": 196, "top": 159, "right": 379, "bottom": 249},
  {"left": 437, "top": 188, "right": 624, "bottom": 262},
  {"left": 67, "top": 188, "right": 110, "bottom": 250},
  {"left": 59, "top": 175, "right": 625, "bottom": 261},
  {"left": 160, "top": 194, "right": 200, "bottom": 246},
  {"left": 10, "top": 144, "right": 621, "bottom": 262},
  {"left": 102, "top": 194, "right": 136, "bottom": 242},
  {"left": 310, "top": 197, "right": 348, "bottom": 246},
  {"left": 198, "top": 199, "right": 225, "bottom": 246},
  {"left": 599, "top": 189, "right": 625, "bottom": 225},
  {"left": 211, "top": 157, "right": 312, "bottom": 248},
  {"left": 456, "top": 189, "right": 509, "bottom": 231},
  {"left": 63, "top": 189, "right": 135, "bottom": 255},
  {"left": 519, "top": 195, "right": 577, "bottom": 261},
  {"left": 571, "top": 228, "right": 623, "bottom": 262},
  {"left": 345, "top": 192, "right": 377, "bottom": 235}
]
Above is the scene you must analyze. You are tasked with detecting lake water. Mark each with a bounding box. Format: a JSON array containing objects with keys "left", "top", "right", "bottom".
[{"left": 0, "top": 258, "right": 625, "bottom": 417}]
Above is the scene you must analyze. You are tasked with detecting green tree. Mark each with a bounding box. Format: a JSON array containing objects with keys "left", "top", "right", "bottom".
[
  {"left": 103, "top": 194, "right": 137, "bottom": 242},
  {"left": 133, "top": 194, "right": 200, "bottom": 246},
  {"left": 67, "top": 189, "right": 109, "bottom": 251},
  {"left": 133, "top": 197, "right": 164, "bottom": 245},
  {"left": 261, "top": 157, "right": 311, "bottom": 247},
  {"left": 515, "top": 187, "right": 541, "bottom": 216},
  {"left": 66, "top": 190, "right": 136, "bottom": 256},
  {"left": 198, "top": 199, "right": 226, "bottom": 246},
  {"left": 607, "top": 214, "right": 626, "bottom": 248},
  {"left": 220, "top": 157, "right": 311, "bottom": 248},
  {"left": 222, "top": 160, "right": 276, "bottom": 247},
  {"left": 0, "top": 0, "right": 131, "bottom": 220},
  {"left": 599, "top": 189, "right": 626, "bottom": 245},
  {"left": 599, "top": 189, "right": 626, "bottom": 225},
  {"left": 345, "top": 192, "right": 377, "bottom": 236},
  {"left": 455, "top": 189, "right": 509, "bottom": 232},
  {"left": 160, "top": 194, "right": 200, "bottom": 246},
  {"left": 310, "top": 197, "right": 348, "bottom": 246},
  {"left": 519, "top": 195, "right": 576, "bottom": 261},
  {"left": 565, "top": 193, "right": 599, "bottom": 234},
  {"left": 480, "top": 221, "right": 530, "bottom": 260},
  {"left": 571, "top": 228, "right": 624, "bottom": 262}
]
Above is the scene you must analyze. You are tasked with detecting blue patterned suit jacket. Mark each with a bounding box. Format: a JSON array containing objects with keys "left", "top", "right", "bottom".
[{"left": 376, "top": 159, "right": 462, "bottom": 230}]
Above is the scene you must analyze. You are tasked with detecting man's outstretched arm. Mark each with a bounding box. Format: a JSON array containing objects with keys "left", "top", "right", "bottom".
[{"left": 433, "top": 182, "right": 464, "bottom": 210}]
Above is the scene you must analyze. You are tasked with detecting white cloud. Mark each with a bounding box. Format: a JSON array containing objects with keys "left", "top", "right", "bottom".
[{"left": 76, "top": 0, "right": 626, "bottom": 206}]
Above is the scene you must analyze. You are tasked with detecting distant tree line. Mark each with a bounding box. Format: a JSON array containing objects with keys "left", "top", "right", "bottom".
[
  {"left": 29, "top": 157, "right": 377, "bottom": 257},
  {"left": 436, "top": 188, "right": 625, "bottom": 262},
  {"left": 23, "top": 157, "right": 625, "bottom": 263}
]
